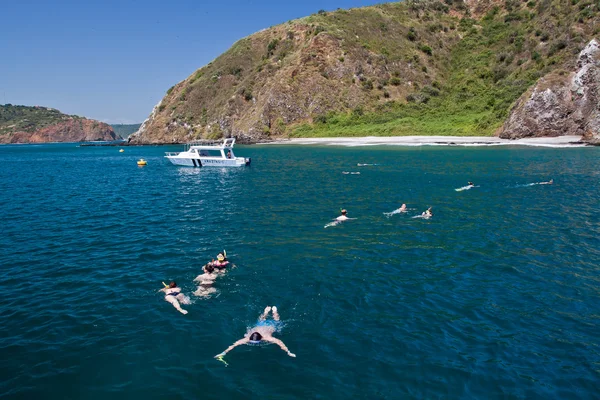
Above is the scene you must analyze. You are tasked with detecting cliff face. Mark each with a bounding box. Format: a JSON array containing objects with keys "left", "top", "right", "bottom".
[
  {"left": 0, "top": 105, "right": 120, "bottom": 144},
  {"left": 500, "top": 39, "right": 600, "bottom": 143},
  {"left": 130, "top": 0, "right": 600, "bottom": 143}
]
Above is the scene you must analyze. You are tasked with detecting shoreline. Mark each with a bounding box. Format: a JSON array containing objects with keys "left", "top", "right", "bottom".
[{"left": 262, "top": 135, "right": 589, "bottom": 148}]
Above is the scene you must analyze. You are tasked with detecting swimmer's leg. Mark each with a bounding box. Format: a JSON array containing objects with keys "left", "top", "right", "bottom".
[
  {"left": 272, "top": 306, "right": 280, "bottom": 321},
  {"left": 177, "top": 294, "right": 192, "bottom": 305},
  {"left": 259, "top": 306, "right": 272, "bottom": 321},
  {"left": 166, "top": 296, "right": 188, "bottom": 315}
]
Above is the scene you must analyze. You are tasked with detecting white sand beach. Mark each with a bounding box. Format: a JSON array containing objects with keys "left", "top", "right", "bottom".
[{"left": 265, "top": 135, "right": 587, "bottom": 147}]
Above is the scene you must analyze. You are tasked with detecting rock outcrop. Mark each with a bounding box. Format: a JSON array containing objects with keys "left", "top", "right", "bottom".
[
  {"left": 0, "top": 105, "right": 120, "bottom": 144},
  {"left": 6, "top": 119, "right": 120, "bottom": 144},
  {"left": 500, "top": 39, "right": 600, "bottom": 143}
]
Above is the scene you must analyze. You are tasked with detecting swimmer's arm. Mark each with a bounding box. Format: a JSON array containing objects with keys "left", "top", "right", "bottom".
[
  {"left": 215, "top": 338, "right": 249, "bottom": 357},
  {"left": 265, "top": 337, "right": 296, "bottom": 357}
]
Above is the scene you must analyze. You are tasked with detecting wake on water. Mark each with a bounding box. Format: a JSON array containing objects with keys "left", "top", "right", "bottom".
[
  {"left": 514, "top": 182, "right": 553, "bottom": 188},
  {"left": 412, "top": 214, "right": 431, "bottom": 220},
  {"left": 342, "top": 171, "right": 361, "bottom": 175},
  {"left": 357, "top": 163, "right": 378, "bottom": 166},
  {"left": 455, "top": 185, "right": 477, "bottom": 192},
  {"left": 384, "top": 208, "right": 409, "bottom": 217},
  {"left": 324, "top": 218, "right": 356, "bottom": 228}
]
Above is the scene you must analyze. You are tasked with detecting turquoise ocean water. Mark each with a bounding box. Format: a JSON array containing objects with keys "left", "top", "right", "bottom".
[{"left": 1, "top": 143, "right": 599, "bottom": 399}]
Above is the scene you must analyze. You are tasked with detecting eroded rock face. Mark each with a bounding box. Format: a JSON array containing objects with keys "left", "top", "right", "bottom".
[
  {"left": 500, "top": 39, "right": 600, "bottom": 143},
  {"left": 1, "top": 119, "right": 120, "bottom": 144}
]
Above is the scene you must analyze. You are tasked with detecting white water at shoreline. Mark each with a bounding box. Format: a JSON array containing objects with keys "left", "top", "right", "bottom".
[{"left": 265, "top": 135, "right": 587, "bottom": 148}]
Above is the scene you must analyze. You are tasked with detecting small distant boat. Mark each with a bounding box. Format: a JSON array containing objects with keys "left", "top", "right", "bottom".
[
  {"left": 119, "top": 149, "right": 124, "bottom": 153},
  {"left": 137, "top": 159, "right": 147, "bottom": 166},
  {"left": 165, "top": 138, "right": 251, "bottom": 167}
]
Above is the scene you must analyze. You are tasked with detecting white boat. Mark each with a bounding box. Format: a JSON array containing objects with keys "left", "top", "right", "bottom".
[{"left": 164, "top": 138, "right": 251, "bottom": 167}]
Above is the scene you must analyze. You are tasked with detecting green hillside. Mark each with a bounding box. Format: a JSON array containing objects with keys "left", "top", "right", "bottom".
[
  {"left": 0, "top": 104, "right": 79, "bottom": 135},
  {"left": 131, "top": 0, "right": 600, "bottom": 143}
]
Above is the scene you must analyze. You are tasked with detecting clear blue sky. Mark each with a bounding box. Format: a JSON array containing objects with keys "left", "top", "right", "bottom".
[{"left": 0, "top": 0, "right": 385, "bottom": 124}]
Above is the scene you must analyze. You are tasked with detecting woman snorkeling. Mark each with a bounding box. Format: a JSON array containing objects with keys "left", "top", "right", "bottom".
[
  {"left": 208, "top": 250, "right": 229, "bottom": 269},
  {"left": 160, "top": 281, "right": 190, "bottom": 315},
  {"left": 215, "top": 306, "right": 295, "bottom": 359}
]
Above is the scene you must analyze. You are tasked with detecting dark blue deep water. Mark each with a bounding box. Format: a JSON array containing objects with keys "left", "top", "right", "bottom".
[{"left": 1, "top": 143, "right": 599, "bottom": 399}]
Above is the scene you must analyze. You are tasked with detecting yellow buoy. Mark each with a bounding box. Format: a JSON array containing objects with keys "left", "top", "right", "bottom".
[
  {"left": 137, "top": 159, "right": 147, "bottom": 166},
  {"left": 119, "top": 149, "right": 124, "bottom": 153}
]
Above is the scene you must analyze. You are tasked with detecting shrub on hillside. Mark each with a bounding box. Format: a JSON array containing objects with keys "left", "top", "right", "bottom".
[
  {"left": 420, "top": 44, "right": 433, "bottom": 55},
  {"left": 406, "top": 93, "right": 430, "bottom": 103},
  {"left": 407, "top": 27, "right": 417, "bottom": 41},
  {"left": 422, "top": 85, "right": 440, "bottom": 96},
  {"left": 267, "top": 39, "right": 279, "bottom": 56}
]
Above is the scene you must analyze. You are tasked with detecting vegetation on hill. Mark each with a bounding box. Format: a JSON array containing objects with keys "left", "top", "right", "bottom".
[
  {"left": 0, "top": 104, "right": 80, "bottom": 135},
  {"left": 131, "top": 0, "right": 600, "bottom": 143}
]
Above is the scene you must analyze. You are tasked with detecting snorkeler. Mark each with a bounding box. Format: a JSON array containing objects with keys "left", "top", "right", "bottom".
[
  {"left": 209, "top": 251, "right": 229, "bottom": 269},
  {"left": 468, "top": 181, "right": 474, "bottom": 186},
  {"left": 194, "top": 263, "right": 218, "bottom": 297},
  {"left": 160, "top": 281, "right": 190, "bottom": 315},
  {"left": 422, "top": 207, "right": 433, "bottom": 218},
  {"left": 540, "top": 179, "right": 554, "bottom": 185},
  {"left": 215, "top": 306, "right": 296, "bottom": 358}
]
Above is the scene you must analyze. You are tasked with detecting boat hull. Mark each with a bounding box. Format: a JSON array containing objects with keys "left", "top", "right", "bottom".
[{"left": 165, "top": 156, "right": 250, "bottom": 167}]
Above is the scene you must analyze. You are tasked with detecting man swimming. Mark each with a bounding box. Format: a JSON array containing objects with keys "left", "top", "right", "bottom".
[
  {"left": 540, "top": 179, "right": 554, "bottom": 185},
  {"left": 194, "top": 264, "right": 218, "bottom": 298},
  {"left": 214, "top": 306, "right": 296, "bottom": 358},
  {"left": 160, "top": 281, "right": 190, "bottom": 315},
  {"left": 325, "top": 209, "right": 356, "bottom": 228},
  {"left": 336, "top": 209, "right": 349, "bottom": 221},
  {"left": 468, "top": 181, "right": 474, "bottom": 186}
]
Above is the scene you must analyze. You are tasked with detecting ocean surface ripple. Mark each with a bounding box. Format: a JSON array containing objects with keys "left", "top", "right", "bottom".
[{"left": 0, "top": 144, "right": 599, "bottom": 399}]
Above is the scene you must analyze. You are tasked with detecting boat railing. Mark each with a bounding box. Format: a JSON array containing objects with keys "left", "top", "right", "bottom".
[
  {"left": 187, "top": 139, "right": 227, "bottom": 147},
  {"left": 165, "top": 152, "right": 180, "bottom": 156}
]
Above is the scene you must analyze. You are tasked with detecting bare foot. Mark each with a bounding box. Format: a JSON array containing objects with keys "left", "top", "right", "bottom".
[{"left": 264, "top": 306, "right": 272, "bottom": 314}]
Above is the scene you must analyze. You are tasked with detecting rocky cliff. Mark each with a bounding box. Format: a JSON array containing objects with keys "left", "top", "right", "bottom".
[
  {"left": 130, "top": 0, "right": 600, "bottom": 143},
  {"left": 0, "top": 105, "right": 121, "bottom": 144},
  {"left": 500, "top": 39, "right": 600, "bottom": 144}
]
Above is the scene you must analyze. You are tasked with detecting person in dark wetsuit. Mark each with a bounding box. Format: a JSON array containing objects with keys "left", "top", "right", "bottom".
[{"left": 215, "top": 306, "right": 296, "bottom": 358}]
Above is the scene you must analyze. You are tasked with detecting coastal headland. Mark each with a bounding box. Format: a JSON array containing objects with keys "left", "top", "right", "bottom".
[{"left": 129, "top": 0, "right": 600, "bottom": 145}]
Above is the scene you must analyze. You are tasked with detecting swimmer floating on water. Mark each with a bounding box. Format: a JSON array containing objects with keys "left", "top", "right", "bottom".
[
  {"left": 215, "top": 306, "right": 295, "bottom": 359},
  {"left": 420, "top": 207, "right": 433, "bottom": 219},
  {"left": 324, "top": 209, "right": 356, "bottom": 228},
  {"left": 385, "top": 203, "right": 408, "bottom": 217},
  {"left": 193, "top": 263, "right": 218, "bottom": 298},
  {"left": 160, "top": 281, "right": 191, "bottom": 315},
  {"left": 540, "top": 179, "right": 554, "bottom": 185}
]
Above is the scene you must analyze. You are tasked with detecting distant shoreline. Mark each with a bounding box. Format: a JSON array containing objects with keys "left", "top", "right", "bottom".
[
  {"left": 1, "top": 135, "right": 592, "bottom": 147},
  {"left": 263, "top": 135, "right": 589, "bottom": 148}
]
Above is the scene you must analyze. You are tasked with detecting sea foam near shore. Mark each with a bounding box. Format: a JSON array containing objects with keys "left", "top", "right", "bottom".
[{"left": 266, "top": 135, "right": 587, "bottom": 148}]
